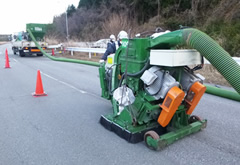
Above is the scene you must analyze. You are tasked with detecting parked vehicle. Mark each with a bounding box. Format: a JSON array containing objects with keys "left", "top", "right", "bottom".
[
  {"left": 91, "top": 39, "right": 109, "bottom": 48},
  {"left": 12, "top": 23, "right": 48, "bottom": 57}
]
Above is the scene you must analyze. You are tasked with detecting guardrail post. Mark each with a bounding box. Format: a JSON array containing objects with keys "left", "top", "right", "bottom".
[
  {"left": 89, "top": 52, "right": 91, "bottom": 59},
  {"left": 71, "top": 50, "right": 73, "bottom": 56}
]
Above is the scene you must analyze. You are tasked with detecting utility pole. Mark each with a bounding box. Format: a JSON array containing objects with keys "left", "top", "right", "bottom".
[
  {"left": 157, "top": 0, "right": 161, "bottom": 22},
  {"left": 158, "top": 0, "right": 160, "bottom": 17},
  {"left": 66, "top": 11, "right": 69, "bottom": 42}
]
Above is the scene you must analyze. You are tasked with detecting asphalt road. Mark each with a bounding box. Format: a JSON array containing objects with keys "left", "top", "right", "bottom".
[{"left": 0, "top": 43, "right": 240, "bottom": 165}]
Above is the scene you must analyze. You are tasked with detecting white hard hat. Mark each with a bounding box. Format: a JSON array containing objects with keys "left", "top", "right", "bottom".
[
  {"left": 110, "top": 34, "right": 116, "bottom": 41},
  {"left": 117, "top": 31, "right": 128, "bottom": 40}
]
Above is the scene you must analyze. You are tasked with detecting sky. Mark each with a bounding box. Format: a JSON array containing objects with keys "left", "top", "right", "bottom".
[{"left": 0, "top": 0, "right": 80, "bottom": 34}]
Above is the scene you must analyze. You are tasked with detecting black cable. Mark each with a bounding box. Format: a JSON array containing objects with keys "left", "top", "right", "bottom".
[
  {"left": 120, "top": 29, "right": 131, "bottom": 107},
  {"left": 192, "top": 55, "right": 204, "bottom": 71},
  {"left": 118, "top": 60, "right": 150, "bottom": 87}
]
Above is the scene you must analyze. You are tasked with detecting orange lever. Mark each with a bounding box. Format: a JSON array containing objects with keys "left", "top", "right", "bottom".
[
  {"left": 185, "top": 81, "right": 206, "bottom": 115},
  {"left": 158, "top": 86, "right": 185, "bottom": 127}
]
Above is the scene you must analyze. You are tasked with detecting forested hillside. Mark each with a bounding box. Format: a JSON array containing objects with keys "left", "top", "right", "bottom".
[{"left": 46, "top": 0, "right": 240, "bottom": 56}]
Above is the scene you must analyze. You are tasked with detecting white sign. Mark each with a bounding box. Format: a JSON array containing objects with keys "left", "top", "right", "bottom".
[{"left": 35, "top": 27, "right": 42, "bottom": 32}]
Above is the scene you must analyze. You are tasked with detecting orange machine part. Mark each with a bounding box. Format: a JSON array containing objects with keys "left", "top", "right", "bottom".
[
  {"left": 158, "top": 86, "right": 185, "bottom": 127},
  {"left": 185, "top": 81, "right": 206, "bottom": 115}
]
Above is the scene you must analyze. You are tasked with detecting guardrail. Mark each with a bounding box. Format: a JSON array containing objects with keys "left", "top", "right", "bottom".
[
  {"left": 65, "top": 47, "right": 106, "bottom": 58},
  {"left": 48, "top": 44, "right": 63, "bottom": 49},
  {"left": 47, "top": 45, "right": 105, "bottom": 58},
  {"left": 204, "top": 57, "right": 240, "bottom": 65},
  {"left": 233, "top": 57, "right": 240, "bottom": 65},
  {"left": 48, "top": 44, "right": 240, "bottom": 64}
]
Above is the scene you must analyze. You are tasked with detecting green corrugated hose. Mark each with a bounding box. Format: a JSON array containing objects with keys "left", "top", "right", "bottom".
[
  {"left": 29, "top": 28, "right": 240, "bottom": 101},
  {"left": 205, "top": 85, "right": 240, "bottom": 101},
  {"left": 27, "top": 29, "right": 100, "bottom": 67},
  {"left": 150, "top": 28, "right": 240, "bottom": 101},
  {"left": 182, "top": 29, "right": 240, "bottom": 95}
]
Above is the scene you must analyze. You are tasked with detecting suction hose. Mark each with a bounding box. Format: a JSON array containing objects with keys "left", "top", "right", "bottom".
[
  {"left": 205, "top": 85, "right": 240, "bottom": 101},
  {"left": 151, "top": 28, "right": 240, "bottom": 96},
  {"left": 27, "top": 29, "right": 100, "bottom": 67},
  {"left": 182, "top": 28, "right": 240, "bottom": 94}
]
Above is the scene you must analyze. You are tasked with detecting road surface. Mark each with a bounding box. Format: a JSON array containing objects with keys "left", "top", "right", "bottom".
[{"left": 0, "top": 43, "right": 239, "bottom": 165}]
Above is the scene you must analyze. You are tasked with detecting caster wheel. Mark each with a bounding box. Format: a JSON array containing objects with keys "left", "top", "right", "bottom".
[
  {"left": 188, "top": 115, "right": 201, "bottom": 124},
  {"left": 144, "top": 131, "right": 159, "bottom": 150}
]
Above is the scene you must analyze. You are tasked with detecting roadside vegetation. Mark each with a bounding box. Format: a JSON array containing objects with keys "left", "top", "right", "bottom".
[
  {"left": 46, "top": 0, "right": 240, "bottom": 57},
  {"left": 46, "top": 0, "right": 239, "bottom": 87}
]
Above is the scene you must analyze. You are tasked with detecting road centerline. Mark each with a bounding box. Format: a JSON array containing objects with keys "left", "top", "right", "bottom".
[{"left": 41, "top": 71, "right": 87, "bottom": 94}]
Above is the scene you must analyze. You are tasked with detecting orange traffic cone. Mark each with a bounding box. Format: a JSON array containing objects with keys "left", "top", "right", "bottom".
[
  {"left": 5, "top": 49, "right": 10, "bottom": 68},
  {"left": 32, "top": 70, "right": 47, "bottom": 97},
  {"left": 52, "top": 49, "right": 55, "bottom": 56}
]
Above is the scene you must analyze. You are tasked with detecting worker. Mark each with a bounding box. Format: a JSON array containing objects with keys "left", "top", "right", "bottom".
[
  {"left": 100, "top": 34, "right": 116, "bottom": 62},
  {"left": 117, "top": 30, "right": 128, "bottom": 49}
]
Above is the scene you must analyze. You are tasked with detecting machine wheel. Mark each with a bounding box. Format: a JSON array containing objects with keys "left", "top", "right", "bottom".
[
  {"left": 144, "top": 131, "right": 159, "bottom": 150},
  {"left": 12, "top": 47, "right": 17, "bottom": 55},
  {"left": 19, "top": 50, "right": 25, "bottom": 57},
  {"left": 188, "top": 115, "right": 201, "bottom": 124},
  {"left": 37, "top": 54, "right": 43, "bottom": 56}
]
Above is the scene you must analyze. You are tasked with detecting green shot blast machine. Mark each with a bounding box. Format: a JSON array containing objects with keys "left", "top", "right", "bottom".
[{"left": 99, "top": 28, "right": 240, "bottom": 150}]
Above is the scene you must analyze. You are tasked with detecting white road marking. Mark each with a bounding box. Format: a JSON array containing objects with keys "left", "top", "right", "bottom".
[
  {"left": 41, "top": 72, "right": 58, "bottom": 81},
  {"left": 58, "top": 80, "right": 87, "bottom": 94},
  {"left": 41, "top": 72, "right": 87, "bottom": 94},
  {"left": 12, "top": 58, "right": 17, "bottom": 62}
]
